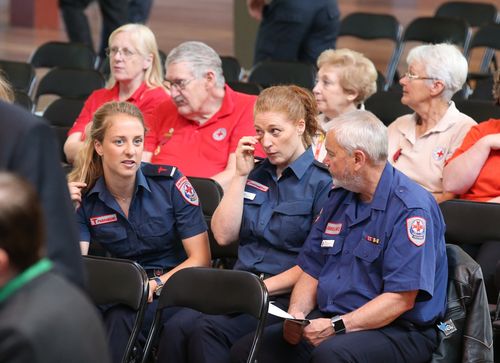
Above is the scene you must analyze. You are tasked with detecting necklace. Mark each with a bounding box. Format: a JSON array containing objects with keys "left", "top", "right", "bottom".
[{"left": 110, "top": 192, "right": 132, "bottom": 203}]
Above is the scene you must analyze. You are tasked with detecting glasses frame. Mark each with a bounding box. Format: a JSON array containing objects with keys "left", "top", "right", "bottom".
[
  {"left": 403, "top": 72, "right": 439, "bottom": 82},
  {"left": 164, "top": 78, "right": 195, "bottom": 92},
  {"left": 105, "top": 47, "right": 137, "bottom": 59}
]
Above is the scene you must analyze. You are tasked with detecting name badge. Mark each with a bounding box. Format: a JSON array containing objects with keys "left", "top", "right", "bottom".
[
  {"left": 321, "top": 239, "right": 335, "bottom": 248},
  {"left": 244, "top": 191, "right": 256, "bottom": 200}
]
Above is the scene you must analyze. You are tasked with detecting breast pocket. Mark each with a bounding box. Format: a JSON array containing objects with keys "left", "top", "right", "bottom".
[
  {"left": 240, "top": 193, "right": 266, "bottom": 240},
  {"left": 352, "top": 233, "right": 382, "bottom": 263},
  {"left": 91, "top": 224, "right": 129, "bottom": 257},
  {"left": 270, "top": 201, "right": 313, "bottom": 249},
  {"left": 320, "top": 234, "right": 344, "bottom": 256},
  {"left": 137, "top": 216, "right": 175, "bottom": 252}
]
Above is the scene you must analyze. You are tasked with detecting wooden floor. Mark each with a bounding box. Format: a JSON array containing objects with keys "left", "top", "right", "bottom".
[{"left": 0, "top": 0, "right": 492, "bottom": 74}]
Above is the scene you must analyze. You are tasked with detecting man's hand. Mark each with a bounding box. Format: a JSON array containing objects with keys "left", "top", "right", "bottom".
[{"left": 303, "top": 318, "right": 334, "bottom": 347}]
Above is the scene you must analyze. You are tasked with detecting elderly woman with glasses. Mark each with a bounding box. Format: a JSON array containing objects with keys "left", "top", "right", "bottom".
[
  {"left": 64, "top": 23, "right": 169, "bottom": 164},
  {"left": 387, "top": 43, "right": 476, "bottom": 203}
]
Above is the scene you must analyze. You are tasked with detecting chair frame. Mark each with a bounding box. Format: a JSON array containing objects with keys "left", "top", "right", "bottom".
[
  {"left": 83, "top": 255, "right": 149, "bottom": 363},
  {"left": 141, "top": 267, "right": 269, "bottom": 363}
]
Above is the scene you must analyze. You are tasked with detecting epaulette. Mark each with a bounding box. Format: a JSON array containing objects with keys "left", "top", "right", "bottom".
[
  {"left": 141, "top": 163, "right": 177, "bottom": 178},
  {"left": 313, "top": 159, "right": 329, "bottom": 171}
]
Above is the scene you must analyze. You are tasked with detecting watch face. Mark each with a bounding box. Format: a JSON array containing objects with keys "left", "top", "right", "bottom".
[{"left": 155, "top": 286, "right": 163, "bottom": 297}]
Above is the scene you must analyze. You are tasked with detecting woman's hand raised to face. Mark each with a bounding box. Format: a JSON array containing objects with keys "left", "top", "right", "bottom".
[
  {"left": 68, "top": 181, "right": 87, "bottom": 208},
  {"left": 235, "top": 136, "right": 260, "bottom": 177}
]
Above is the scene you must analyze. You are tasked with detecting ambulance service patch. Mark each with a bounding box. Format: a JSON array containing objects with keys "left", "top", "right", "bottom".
[
  {"left": 175, "top": 176, "right": 199, "bottom": 206},
  {"left": 406, "top": 216, "right": 426, "bottom": 246}
]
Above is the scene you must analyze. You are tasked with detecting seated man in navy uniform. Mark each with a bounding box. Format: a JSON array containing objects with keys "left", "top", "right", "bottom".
[{"left": 231, "top": 110, "right": 448, "bottom": 363}]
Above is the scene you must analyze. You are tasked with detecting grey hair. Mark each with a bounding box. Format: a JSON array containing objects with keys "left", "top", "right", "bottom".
[
  {"left": 407, "top": 43, "right": 468, "bottom": 101},
  {"left": 166, "top": 41, "right": 225, "bottom": 88},
  {"left": 328, "top": 110, "right": 388, "bottom": 164}
]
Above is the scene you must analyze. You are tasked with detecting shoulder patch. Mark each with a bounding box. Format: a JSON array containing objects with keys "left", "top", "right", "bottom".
[
  {"left": 406, "top": 216, "right": 426, "bottom": 246},
  {"left": 142, "top": 163, "right": 176, "bottom": 178},
  {"left": 175, "top": 176, "right": 199, "bottom": 206}
]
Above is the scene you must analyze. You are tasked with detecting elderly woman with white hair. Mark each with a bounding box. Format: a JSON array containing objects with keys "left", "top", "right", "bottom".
[{"left": 388, "top": 43, "right": 476, "bottom": 203}]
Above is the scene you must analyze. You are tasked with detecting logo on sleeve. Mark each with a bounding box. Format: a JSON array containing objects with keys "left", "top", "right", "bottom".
[
  {"left": 90, "top": 214, "right": 118, "bottom": 226},
  {"left": 406, "top": 217, "right": 426, "bottom": 246},
  {"left": 324, "top": 222, "right": 342, "bottom": 235},
  {"left": 175, "top": 176, "right": 199, "bottom": 206},
  {"left": 246, "top": 179, "right": 269, "bottom": 192}
]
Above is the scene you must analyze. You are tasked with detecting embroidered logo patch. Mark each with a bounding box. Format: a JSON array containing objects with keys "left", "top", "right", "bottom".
[
  {"left": 175, "top": 176, "right": 199, "bottom": 206},
  {"left": 246, "top": 179, "right": 269, "bottom": 192},
  {"left": 212, "top": 127, "right": 227, "bottom": 141},
  {"left": 406, "top": 216, "right": 426, "bottom": 246},
  {"left": 90, "top": 214, "right": 118, "bottom": 226},
  {"left": 432, "top": 146, "right": 446, "bottom": 161},
  {"left": 325, "top": 222, "right": 342, "bottom": 235}
]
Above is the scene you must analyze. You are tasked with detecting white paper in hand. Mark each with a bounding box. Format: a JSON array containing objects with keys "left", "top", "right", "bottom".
[{"left": 268, "top": 302, "right": 294, "bottom": 319}]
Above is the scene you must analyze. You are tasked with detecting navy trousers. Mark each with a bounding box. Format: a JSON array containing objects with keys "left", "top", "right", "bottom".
[
  {"left": 254, "top": 0, "right": 340, "bottom": 65},
  {"left": 230, "top": 318, "right": 438, "bottom": 363}
]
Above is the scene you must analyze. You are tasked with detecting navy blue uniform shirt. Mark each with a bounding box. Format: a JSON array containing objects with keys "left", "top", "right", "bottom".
[
  {"left": 76, "top": 163, "right": 207, "bottom": 270},
  {"left": 234, "top": 148, "right": 332, "bottom": 275},
  {"left": 298, "top": 163, "right": 448, "bottom": 326}
]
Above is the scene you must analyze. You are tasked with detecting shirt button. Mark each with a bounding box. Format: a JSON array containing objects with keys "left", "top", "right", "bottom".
[{"left": 259, "top": 221, "right": 264, "bottom": 225}]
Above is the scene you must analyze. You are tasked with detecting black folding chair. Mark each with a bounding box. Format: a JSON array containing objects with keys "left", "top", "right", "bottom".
[
  {"left": 435, "top": 1, "right": 498, "bottom": 28},
  {"left": 13, "top": 90, "right": 33, "bottom": 112},
  {"left": 364, "top": 90, "right": 412, "bottom": 126},
  {"left": 248, "top": 60, "right": 316, "bottom": 90},
  {"left": 221, "top": 56, "right": 242, "bottom": 82},
  {"left": 42, "top": 98, "right": 85, "bottom": 163},
  {"left": 187, "top": 176, "right": 238, "bottom": 267},
  {"left": 83, "top": 255, "right": 149, "bottom": 363},
  {"left": 141, "top": 267, "right": 269, "bottom": 363},
  {"left": 30, "top": 41, "right": 97, "bottom": 70},
  {"left": 467, "top": 23, "right": 500, "bottom": 79},
  {"left": 454, "top": 99, "right": 500, "bottom": 122},
  {"left": 0, "top": 60, "right": 36, "bottom": 94},
  {"left": 34, "top": 67, "right": 105, "bottom": 110},
  {"left": 337, "top": 12, "right": 403, "bottom": 90},
  {"left": 227, "top": 81, "right": 263, "bottom": 95}
]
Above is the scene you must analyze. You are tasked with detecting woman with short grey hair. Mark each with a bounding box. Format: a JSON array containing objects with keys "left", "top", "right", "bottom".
[{"left": 388, "top": 43, "right": 476, "bottom": 203}]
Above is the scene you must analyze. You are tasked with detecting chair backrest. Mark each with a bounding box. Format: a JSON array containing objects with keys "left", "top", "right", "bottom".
[
  {"left": 42, "top": 98, "right": 85, "bottom": 163},
  {"left": 248, "top": 60, "right": 316, "bottom": 89},
  {"left": 141, "top": 267, "right": 269, "bottom": 363},
  {"left": 221, "top": 56, "right": 242, "bottom": 82},
  {"left": 338, "top": 12, "right": 403, "bottom": 89},
  {"left": 13, "top": 90, "right": 33, "bottom": 112},
  {"left": 83, "top": 255, "right": 149, "bottom": 363},
  {"left": 30, "top": 41, "right": 96, "bottom": 70},
  {"left": 364, "top": 91, "right": 412, "bottom": 126},
  {"left": 455, "top": 99, "right": 500, "bottom": 122},
  {"left": 34, "top": 67, "right": 105, "bottom": 107},
  {"left": 227, "top": 81, "right": 263, "bottom": 95},
  {"left": 468, "top": 23, "right": 500, "bottom": 73},
  {"left": 435, "top": 1, "right": 498, "bottom": 27},
  {"left": 387, "top": 16, "right": 471, "bottom": 88},
  {"left": 439, "top": 200, "right": 500, "bottom": 303},
  {"left": 187, "top": 177, "right": 238, "bottom": 263},
  {"left": 0, "top": 60, "right": 36, "bottom": 94}
]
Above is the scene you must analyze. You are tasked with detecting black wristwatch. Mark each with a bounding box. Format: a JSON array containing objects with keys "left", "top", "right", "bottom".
[
  {"left": 331, "top": 315, "right": 346, "bottom": 334},
  {"left": 153, "top": 277, "right": 163, "bottom": 297}
]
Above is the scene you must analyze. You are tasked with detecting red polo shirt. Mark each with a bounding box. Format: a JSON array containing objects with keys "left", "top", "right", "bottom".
[
  {"left": 145, "top": 86, "right": 264, "bottom": 178},
  {"left": 68, "top": 82, "right": 169, "bottom": 139}
]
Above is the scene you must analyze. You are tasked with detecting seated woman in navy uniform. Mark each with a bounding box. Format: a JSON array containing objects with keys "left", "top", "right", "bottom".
[
  {"left": 67, "top": 101, "right": 210, "bottom": 363},
  {"left": 155, "top": 85, "right": 333, "bottom": 363}
]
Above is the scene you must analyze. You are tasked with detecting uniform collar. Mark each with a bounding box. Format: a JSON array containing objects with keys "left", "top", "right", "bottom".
[
  {"left": 88, "top": 168, "right": 152, "bottom": 202},
  {"left": 341, "top": 162, "right": 393, "bottom": 223},
  {"left": 110, "top": 82, "right": 148, "bottom": 102},
  {"left": 0, "top": 258, "right": 52, "bottom": 304},
  {"left": 262, "top": 147, "right": 314, "bottom": 180}
]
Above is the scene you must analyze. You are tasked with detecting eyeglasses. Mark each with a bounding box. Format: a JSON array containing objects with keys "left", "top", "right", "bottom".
[
  {"left": 105, "top": 47, "right": 136, "bottom": 59},
  {"left": 403, "top": 72, "right": 438, "bottom": 81},
  {"left": 164, "top": 78, "right": 195, "bottom": 91}
]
